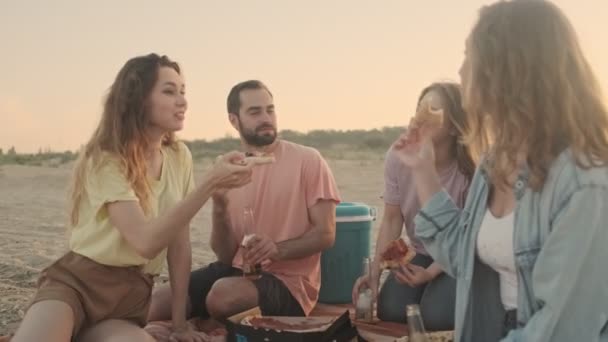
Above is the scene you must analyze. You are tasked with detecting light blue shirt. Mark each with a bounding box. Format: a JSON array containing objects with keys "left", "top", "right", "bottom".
[{"left": 415, "top": 151, "right": 608, "bottom": 342}]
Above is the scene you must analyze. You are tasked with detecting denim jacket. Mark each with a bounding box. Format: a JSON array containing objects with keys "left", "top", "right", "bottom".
[{"left": 414, "top": 151, "right": 608, "bottom": 342}]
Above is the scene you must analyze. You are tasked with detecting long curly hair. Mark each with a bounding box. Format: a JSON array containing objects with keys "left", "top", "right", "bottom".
[
  {"left": 463, "top": 0, "right": 608, "bottom": 190},
  {"left": 69, "top": 54, "right": 180, "bottom": 225}
]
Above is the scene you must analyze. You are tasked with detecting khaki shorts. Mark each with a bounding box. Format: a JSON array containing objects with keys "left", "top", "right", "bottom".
[{"left": 29, "top": 251, "right": 154, "bottom": 338}]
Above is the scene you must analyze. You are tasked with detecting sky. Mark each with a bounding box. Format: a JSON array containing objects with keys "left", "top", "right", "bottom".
[{"left": 1, "top": 0, "right": 607, "bottom": 153}]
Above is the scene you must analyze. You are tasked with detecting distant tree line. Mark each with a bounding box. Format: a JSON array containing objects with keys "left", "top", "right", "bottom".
[
  {"left": 0, "top": 126, "right": 403, "bottom": 166},
  {"left": 184, "top": 126, "right": 402, "bottom": 159},
  {"left": 0, "top": 146, "right": 76, "bottom": 167}
]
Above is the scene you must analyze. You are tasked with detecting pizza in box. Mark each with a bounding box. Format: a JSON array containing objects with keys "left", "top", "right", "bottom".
[{"left": 240, "top": 315, "right": 338, "bottom": 333}]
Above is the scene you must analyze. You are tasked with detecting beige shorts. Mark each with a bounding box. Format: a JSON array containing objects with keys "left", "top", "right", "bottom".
[{"left": 29, "top": 251, "right": 154, "bottom": 338}]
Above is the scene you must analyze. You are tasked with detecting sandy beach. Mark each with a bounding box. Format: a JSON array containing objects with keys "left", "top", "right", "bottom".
[{"left": 0, "top": 158, "right": 386, "bottom": 335}]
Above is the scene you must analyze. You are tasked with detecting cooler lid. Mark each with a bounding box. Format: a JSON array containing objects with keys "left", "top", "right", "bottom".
[{"left": 336, "top": 202, "right": 376, "bottom": 222}]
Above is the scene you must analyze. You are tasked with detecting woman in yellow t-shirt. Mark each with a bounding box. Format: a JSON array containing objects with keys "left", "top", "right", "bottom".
[{"left": 12, "top": 54, "right": 262, "bottom": 342}]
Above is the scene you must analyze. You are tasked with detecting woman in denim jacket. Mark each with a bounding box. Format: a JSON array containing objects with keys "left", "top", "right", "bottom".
[{"left": 393, "top": 1, "right": 608, "bottom": 341}]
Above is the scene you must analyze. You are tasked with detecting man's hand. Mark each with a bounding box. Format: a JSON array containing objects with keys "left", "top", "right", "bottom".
[
  {"left": 393, "top": 264, "right": 434, "bottom": 287},
  {"left": 245, "top": 235, "right": 279, "bottom": 265}
]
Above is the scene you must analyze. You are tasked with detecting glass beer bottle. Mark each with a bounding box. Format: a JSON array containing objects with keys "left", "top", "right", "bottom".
[
  {"left": 242, "top": 207, "right": 262, "bottom": 279},
  {"left": 355, "top": 257, "right": 374, "bottom": 321},
  {"left": 406, "top": 304, "right": 429, "bottom": 342}
]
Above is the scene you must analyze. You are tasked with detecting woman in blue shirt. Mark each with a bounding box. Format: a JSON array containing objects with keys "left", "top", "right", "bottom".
[{"left": 393, "top": 1, "right": 608, "bottom": 341}]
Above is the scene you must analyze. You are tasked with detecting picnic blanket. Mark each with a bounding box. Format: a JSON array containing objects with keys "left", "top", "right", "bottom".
[{"left": 0, "top": 303, "right": 454, "bottom": 342}]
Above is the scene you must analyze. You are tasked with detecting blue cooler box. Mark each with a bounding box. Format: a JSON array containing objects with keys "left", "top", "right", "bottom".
[{"left": 318, "top": 202, "right": 375, "bottom": 304}]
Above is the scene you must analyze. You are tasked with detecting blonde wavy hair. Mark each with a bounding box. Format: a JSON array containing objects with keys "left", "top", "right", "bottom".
[
  {"left": 463, "top": 0, "right": 608, "bottom": 190},
  {"left": 69, "top": 54, "right": 179, "bottom": 226}
]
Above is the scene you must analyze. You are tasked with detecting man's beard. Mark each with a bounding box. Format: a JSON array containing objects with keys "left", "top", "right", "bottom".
[{"left": 240, "top": 122, "right": 277, "bottom": 147}]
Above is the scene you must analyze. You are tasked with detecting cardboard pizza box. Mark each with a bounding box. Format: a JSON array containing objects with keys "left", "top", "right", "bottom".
[{"left": 226, "top": 308, "right": 360, "bottom": 342}]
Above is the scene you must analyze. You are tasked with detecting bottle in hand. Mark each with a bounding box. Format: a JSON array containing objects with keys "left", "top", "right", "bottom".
[
  {"left": 355, "top": 257, "right": 374, "bottom": 321},
  {"left": 242, "top": 207, "right": 262, "bottom": 280}
]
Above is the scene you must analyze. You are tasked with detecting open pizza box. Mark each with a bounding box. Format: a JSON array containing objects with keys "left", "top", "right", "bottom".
[{"left": 225, "top": 307, "right": 361, "bottom": 342}]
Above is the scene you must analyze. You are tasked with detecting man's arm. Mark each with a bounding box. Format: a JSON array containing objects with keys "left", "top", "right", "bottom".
[
  {"left": 275, "top": 199, "right": 337, "bottom": 261},
  {"left": 210, "top": 195, "right": 239, "bottom": 265},
  {"left": 244, "top": 199, "right": 337, "bottom": 265},
  {"left": 246, "top": 149, "right": 340, "bottom": 264}
]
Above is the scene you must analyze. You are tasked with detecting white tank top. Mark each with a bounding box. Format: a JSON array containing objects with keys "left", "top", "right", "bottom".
[{"left": 476, "top": 210, "right": 518, "bottom": 310}]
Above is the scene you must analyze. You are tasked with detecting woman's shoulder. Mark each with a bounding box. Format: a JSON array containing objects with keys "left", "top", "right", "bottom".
[
  {"left": 163, "top": 140, "right": 193, "bottom": 163},
  {"left": 552, "top": 150, "right": 608, "bottom": 184},
  {"left": 383, "top": 146, "right": 408, "bottom": 173},
  {"left": 87, "top": 151, "right": 123, "bottom": 174},
  {"left": 545, "top": 150, "right": 608, "bottom": 202}
]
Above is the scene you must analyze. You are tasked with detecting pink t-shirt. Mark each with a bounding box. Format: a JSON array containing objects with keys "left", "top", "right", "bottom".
[
  {"left": 383, "top": 147, "right": 470, "bottom": 255},
  {"left": 226, "top": 140, "right": 341, "bottom": 315}
]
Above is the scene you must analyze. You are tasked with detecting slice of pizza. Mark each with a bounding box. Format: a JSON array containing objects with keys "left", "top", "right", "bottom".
[
  {"left": 242, "top": 151, "right": 275, "bottom": 165},
  {"left": 379, "top": 238, "right": 416, "bottom": 269},
  {"left": 415, "top": 102, "right": 444, "bottom": 128},
  {"left": 395, "top": 103, "right": 444, "bottom": 150},
  {"left": 242, "top": 315, "right": 337, "bottom": 333}
]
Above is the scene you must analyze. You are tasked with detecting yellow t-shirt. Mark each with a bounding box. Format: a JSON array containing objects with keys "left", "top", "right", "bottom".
[{"left": 69, "top": 141, "right": 195, "bottom": 275}]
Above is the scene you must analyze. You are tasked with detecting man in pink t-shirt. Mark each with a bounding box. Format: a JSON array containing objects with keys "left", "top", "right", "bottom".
[{"left": 148, "top": 80, "right": 341, "bottom": 324}]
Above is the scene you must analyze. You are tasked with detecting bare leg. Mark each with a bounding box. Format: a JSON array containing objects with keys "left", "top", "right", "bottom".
[
  {"left": 11, "top": 300, "right": 74, "bottom": 342},
  {"left": 147, "top": 283, "right": 193, "bottom": 322},
  {"left": 79, "top": 319, "right": 155, "bottom": 342},
  {"left": 205, "top": 277, "right": 259, "bottom": 319}
]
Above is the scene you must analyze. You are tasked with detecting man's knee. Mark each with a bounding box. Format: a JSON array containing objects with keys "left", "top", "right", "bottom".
[
  {"left": 206, "top": 280, "right": 234, "bottom": 318},
  {"left": 205, "top": 278, "right": 257, "bottom": 319}
]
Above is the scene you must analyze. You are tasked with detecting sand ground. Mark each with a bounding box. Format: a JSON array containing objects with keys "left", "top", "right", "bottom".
[{"left": 0, "top": 158, "right": 387, "bottom": 335}]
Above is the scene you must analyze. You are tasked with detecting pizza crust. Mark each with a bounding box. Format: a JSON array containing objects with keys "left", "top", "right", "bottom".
[
  {"left": 242, "top": 152, "right": 276, "bottom": 165},
  {"left": 415, "top": 103, "right": 444, "bottom": 127}
]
